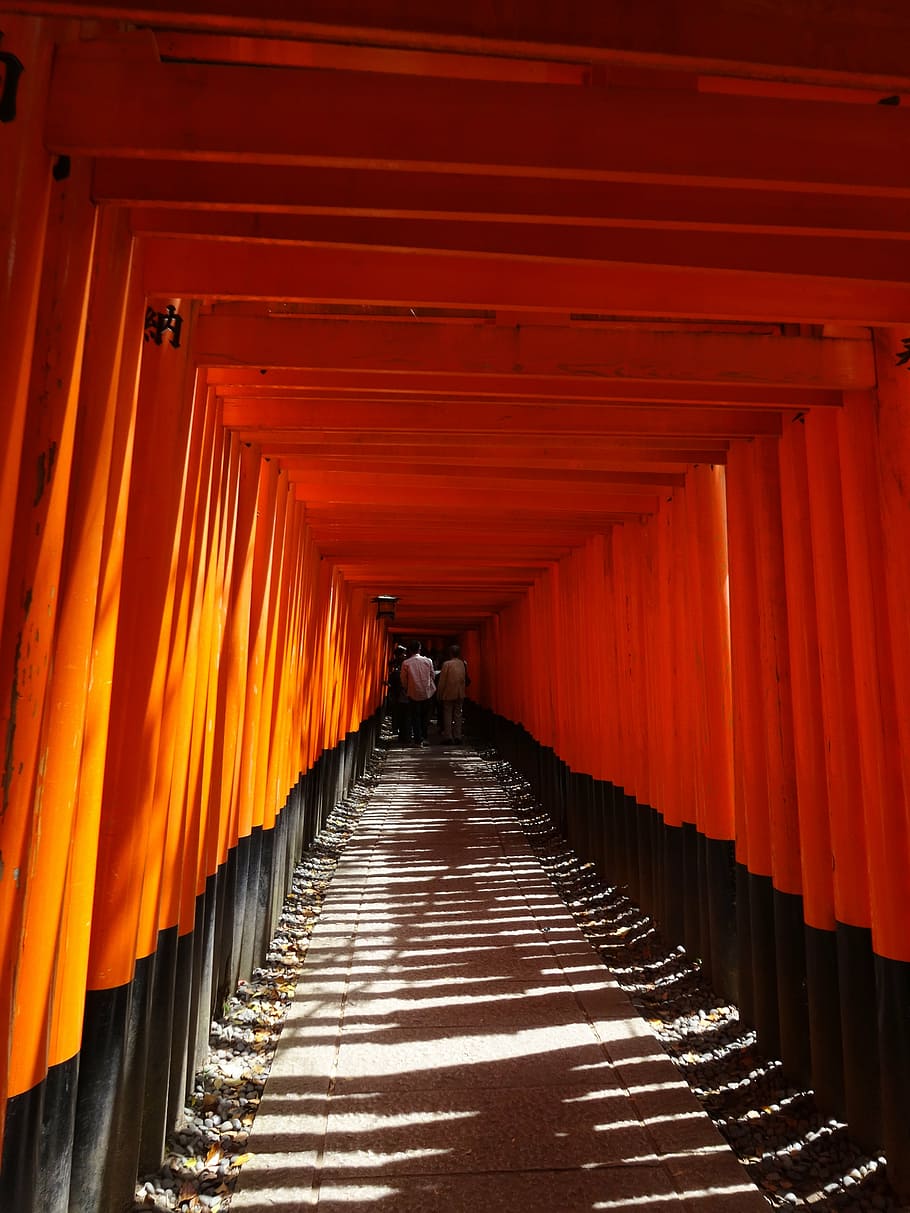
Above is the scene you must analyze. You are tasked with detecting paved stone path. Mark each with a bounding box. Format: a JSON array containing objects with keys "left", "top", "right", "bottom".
[{"left": 231, "top": 746, "right": 768, "bottom": 1211}]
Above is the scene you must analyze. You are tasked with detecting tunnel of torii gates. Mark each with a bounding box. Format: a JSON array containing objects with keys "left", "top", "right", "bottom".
[{"left": 2, "top": 2, "right": 910, "bottom": 1209}]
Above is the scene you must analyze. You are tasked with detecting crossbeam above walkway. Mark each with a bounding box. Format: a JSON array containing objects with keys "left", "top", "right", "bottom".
[{"left": 231, "top": 747, "right": 767, "bottom": 1211}]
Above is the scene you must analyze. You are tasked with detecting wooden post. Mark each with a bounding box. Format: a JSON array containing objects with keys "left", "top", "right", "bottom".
[
  {"left": 69, "top": 299, "right": 198, "bottom": 1213},
  {"left": 777, "top": 417, "right": 842, "bottom": 1114},
  {"left": 0, "top": 153, "right": 97, "bottom": 1208},
  {"left": 0, "top": 16, "right": 57, "bottom": 621},
  {"left": 839, "top": 379, "right": 910, "bottom": 1171},
  {"left": 866, "top": 331, "right": 910, "bottom": 1194},
  {"left": 803, "top": 406, "right": 880, "bottom": 1146}
]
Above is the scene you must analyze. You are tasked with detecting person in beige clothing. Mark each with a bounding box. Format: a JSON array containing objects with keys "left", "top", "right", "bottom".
[{"left": 436, "top": 644, "right": 469, "bottom": 745}]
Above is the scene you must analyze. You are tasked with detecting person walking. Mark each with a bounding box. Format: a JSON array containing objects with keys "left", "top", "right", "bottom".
[
  {"left": 436, "top": 644, "right": 469, "bottom": 745},
  {"left": 400, "top": 640, "right": 437, "bottom": 746}
]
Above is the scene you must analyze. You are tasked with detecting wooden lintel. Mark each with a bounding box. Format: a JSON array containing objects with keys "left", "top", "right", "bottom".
[
  {"left": 224, "top": 397, "right": 782, "bottom": 438},
  {"left": 91, "top": 161, "right": 910, "bottom": 244},
  {"left": 128, "top": 208, "right": 910, "bottom": 287},
  {"left": 144, "top": 237, "right": 907, "bottom": 325},
  {"left": 31, "top": 3, "right": 910, "bottom": 87},
  {"left": 194, "top": 315, "right": 869, "bottom": 388},
  {"left": 45, "top": 46, "right": 910, "bottom": 196}
]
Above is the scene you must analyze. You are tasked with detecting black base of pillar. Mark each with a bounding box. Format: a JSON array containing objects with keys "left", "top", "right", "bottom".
[
  {"left": 748, "top": 870, "right": 781, "bottom": 1058},
  {"left": 167, "top": 928, "right": 195, "bottom": 1128},
  {"left": 735, "top": 864, "right": 755, "bottom": 1026},
  {"left": 238, "top": 826, "right": 262, "bottom": 981},
  {"left": 0, "top": 1076, "right": 43, "bottom": 1210},
  {"left": 875, "top": 952, "right": 910, "bottom": 1199},
  {"left": 661, "top": 823, "right": 685, "bottom": 949},
  {"left": 680, "top": 822, "right": 700, "bottom": 959},
  {"left": 804, "top": 923, "right": 844, "bottom": 1118},
  {"left": 773, "top": 888, "right": 810, "bottom": 1086},
  {"left": 69, "top": 979, "right": 134, "bottom": 1213},
  {"left": 138, "top": 925, "right": 179, "bottom": 1173},
  {"left": 705, "top": 837, "right": 738, "bottom": 1003},
  {"left": 837, "top": 922, "right": 882, "bottom": 1151}
]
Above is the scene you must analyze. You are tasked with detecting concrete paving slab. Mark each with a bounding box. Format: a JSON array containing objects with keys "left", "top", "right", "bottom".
[
  {"left": 316, "top": 1084, "right": 657, "bottom": 1175},
  {"left": 231, "top": 746, "right": 768, "bottom": 1212},
  {"left": 328, "top": 1023, "right": 620, "bottom": 1094},
  {"left": 337, "top": 981, "right": 604, "bottom": 1029},
  {"left": 232, "top": 1160, "right": 703, "bottom": 1212}
]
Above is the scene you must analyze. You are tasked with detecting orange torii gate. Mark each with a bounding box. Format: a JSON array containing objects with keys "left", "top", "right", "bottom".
[{"left": 2, "top": 4, "right": 910, "bottom": 1210}]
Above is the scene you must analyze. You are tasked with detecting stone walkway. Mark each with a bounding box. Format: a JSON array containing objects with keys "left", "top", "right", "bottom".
[{"left": 230, "top": 746, "right": 768, "bottom": 1211}]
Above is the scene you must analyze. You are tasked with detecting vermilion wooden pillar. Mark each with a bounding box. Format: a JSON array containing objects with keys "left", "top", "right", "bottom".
[
  {"left": 628, "top": 522, "right": 651, "bottom": 898},
  {"left": 0, "top": 14, "right": 60, "bottom": 1165},
  {"left": 727, "top": 437, "right": 809, "bottom": 1078},
  {"left": 685, "top": 465, "right": 737, "bottom": 999},
  {"left": 662, "top": 496, "right": 697, "bottom": 935},
  {"left": 838, "top": 388, "right": 910, "bottom": 960},
  {"left": 752, "top": 438, "right": 807, "bottom": 1083},
  {"left": 777, "top": 417, "right": 843, "bottom": 1115},
  {"left": 654, "top": 495, "right": 686, "bottom": 944},
  {"left": 69, "top": 299, "right": 199, "bottom": 1213},
  {"left": 170, "top": 436, "right": 258, "bottom": 1128},
  {"left": 803, "top": 407, "right": 880, "bottom": 1146},
  {"left": 626, "top": 524, "right": 645, "bottom": 902},
  {"left": 0, "top": 16, "right": 58, "bottom": 624},
  {"left": 233, "top": 457, "right": 280, "bottom": 990},
  {"left": 250, "top": 469, "right": 291, "bottom": 969},
  {"left": 867, "top": 331, "right": 910, "bottom": 1195},
  {"left": 135, "top": 374, "right": 220, "bottom": 1173},
  {"left": 0, "top": 156, "right": 97, "bottom": 1212},
  {"left": 726, "top": 440, "right": 771, "bottom": 1039},
  {"left": 44, "top": 208, "right": 146, "bottom": 1202},
  {"left": 839, "top": 378, "right": 910, "bottom": 1179}
]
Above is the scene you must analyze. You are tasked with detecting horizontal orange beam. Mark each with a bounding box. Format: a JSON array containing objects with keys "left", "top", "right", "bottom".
[
  {"left": 284, "top": 460, "right": 685, "bottom": 489},
  {"left": 261, "top": 433, "right": 728, "bottom": 456},
  {"left": 336, "top": 562, "right": 550, "bottom": 573},
  {"left": 19, "top": 2, "right": 910, "bottom": 86},
  {"left": 257, "top": 442, "right": 719, "bottom": 468},
  {"left": 348, "top": 582, "right": 532, "bottom": 593},
  {"left": 146, "top": 238, "right": 910, "bottom": 324},
  {"left": 48, "top": 45, "right": 910, "bottom": 191},
  {"left": 223, "top": 398, "right": 782, "bottom": 438},
  {"left": 131, "top": 208, "right": 910, "bottom": 284},
  {"left": 94, "top": 161, "right": 910, "bottom": 243},
  {"left": 308, "top": 529, "right": 594, "bottom": 544},
  {"left": 219, "top": 397, "right": 810, "bottom": 431},
  {"left": 317, "top": 546, "right": 581, "bottom": 561},
  {"left": 212, "top": 379, "right": 840, "bottom": 412},
  {"left": 304, "top": 519, "right": 606, "bottom": 542},
  {"left": 196, "top": 316, "right": 868, "bottom": 389},
  {"left": 288, "top": 432, "right": 731, "bottom": 454},
  {"left": 155, "top": 31, "right": 588, "bottom": 83},
  {"left": 293, "top": 478, "right": 659, "bottom": 513}
]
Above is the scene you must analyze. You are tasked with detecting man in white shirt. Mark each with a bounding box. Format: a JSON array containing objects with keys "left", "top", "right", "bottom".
[{"left": 400, "top": 640, "right": 437, "bottom": 747}]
